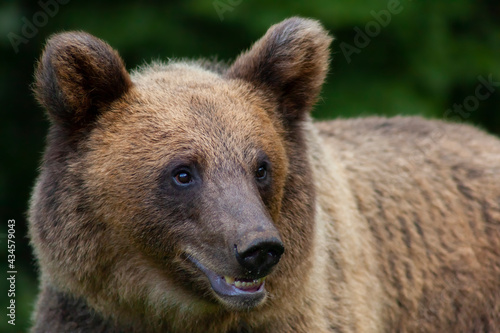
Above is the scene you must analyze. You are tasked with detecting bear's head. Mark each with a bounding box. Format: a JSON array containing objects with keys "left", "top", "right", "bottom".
[{"left": 30, "top": 17, "right": 331, "bottom": 326}]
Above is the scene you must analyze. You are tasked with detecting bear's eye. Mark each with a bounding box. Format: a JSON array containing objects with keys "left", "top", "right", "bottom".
[
  {"left": 173, "top": 170, "right": 193, "bottom": 186},
  {"left": 255, "top": 163, "right": 268, "bottom": 180}
]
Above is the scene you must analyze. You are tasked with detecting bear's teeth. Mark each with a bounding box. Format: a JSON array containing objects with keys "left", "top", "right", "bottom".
[
  {"left": 223, "top": 276, "right": 265, "bottom": 289},
  {"left": 224, "top": 276, "right": 235, "bottom": 285}
]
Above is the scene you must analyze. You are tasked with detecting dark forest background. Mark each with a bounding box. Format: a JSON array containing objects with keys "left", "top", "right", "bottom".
[{"left": 1, "top": 0, "right": 499, "bottom": 331}]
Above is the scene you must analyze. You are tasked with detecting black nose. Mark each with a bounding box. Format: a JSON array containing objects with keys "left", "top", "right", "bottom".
[{"left": 235, "top": 238, "right": 284, "bottom": 277}]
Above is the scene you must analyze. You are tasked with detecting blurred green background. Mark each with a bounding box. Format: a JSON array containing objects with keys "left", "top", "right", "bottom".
[{"left": 1, "top": 0, "right": 499, "bottom": 331}]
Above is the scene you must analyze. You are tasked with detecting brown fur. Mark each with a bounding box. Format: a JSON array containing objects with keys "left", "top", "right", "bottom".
[{"left": 29, "top": 17, "right": 500, "bottom": 332}]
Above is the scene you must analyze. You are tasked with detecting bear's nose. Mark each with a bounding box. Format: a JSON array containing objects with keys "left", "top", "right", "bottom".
[{"left": 235, "top": 238, "right": 284, "bottom": 277}]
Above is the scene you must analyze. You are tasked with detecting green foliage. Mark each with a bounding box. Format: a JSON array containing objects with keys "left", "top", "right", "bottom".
[{"left": 1, "top": 0, "right": 499, "bottom": 331}]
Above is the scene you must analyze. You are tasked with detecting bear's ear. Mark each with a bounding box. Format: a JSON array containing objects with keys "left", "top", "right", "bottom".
[
  {"left": 34, "top": 32, "right": 132, "bottom": 129},
  {"left": 227, "top": 17, "right": 332, "bottom": 122}
]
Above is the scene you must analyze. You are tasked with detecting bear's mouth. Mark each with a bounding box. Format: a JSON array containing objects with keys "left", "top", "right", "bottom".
[
  {"left": 222, "top": 276, "right": 265, "bottom": 293},
  {"left": 188, "top": 257, "right": 266, "bottom": 297}
]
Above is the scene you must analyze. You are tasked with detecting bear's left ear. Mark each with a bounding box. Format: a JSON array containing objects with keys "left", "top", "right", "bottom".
[
  {"left": 227, "top": 17, "right": 332, "bottom": 122},
  {"left": 34, "top": 31, "right": 132, "bottom": 130}
]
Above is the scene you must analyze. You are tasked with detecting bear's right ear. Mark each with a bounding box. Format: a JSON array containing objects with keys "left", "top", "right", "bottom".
[
  {"left": 227, "top": 17, "right": 332, "bottom": 123},
  {"left": 34, "top": 32, "right": 132, "bottom": 129}
]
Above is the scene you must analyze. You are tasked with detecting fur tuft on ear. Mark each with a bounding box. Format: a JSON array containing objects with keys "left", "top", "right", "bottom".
[
  {"left": 34, "top": 32, "right": 132, "bottom": 129},
  {"left": 227, "top": 17, "right": 332, "bottom": 122}
]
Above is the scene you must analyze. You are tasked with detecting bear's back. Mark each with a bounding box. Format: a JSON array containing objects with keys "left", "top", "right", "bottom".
[{"left": 316, "top": 116, "right": 500, "bottom": 331}]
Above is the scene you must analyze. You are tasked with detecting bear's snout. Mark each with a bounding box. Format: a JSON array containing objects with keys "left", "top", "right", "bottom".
[{"left": 235, "top": 237, "right": 284, "bottom": 277}]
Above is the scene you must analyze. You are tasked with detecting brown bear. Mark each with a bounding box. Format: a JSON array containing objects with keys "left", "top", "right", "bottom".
[{"left": 29, "top": 17, "right": 500, "bottom": 332}]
